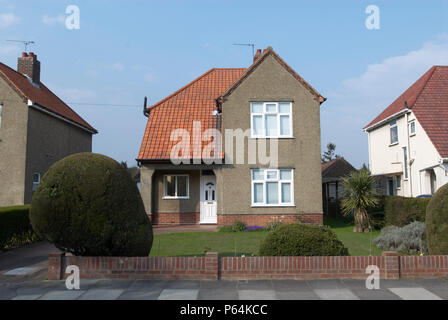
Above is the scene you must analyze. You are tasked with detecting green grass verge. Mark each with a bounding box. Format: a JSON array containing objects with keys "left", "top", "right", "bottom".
[{"left": 150, "top": 217, "right": 383, "bottom": 257}]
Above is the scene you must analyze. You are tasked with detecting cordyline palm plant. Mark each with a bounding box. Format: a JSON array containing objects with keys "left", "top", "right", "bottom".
[{"left": 341, "top": 170, "right": 378, "bottom": 233}]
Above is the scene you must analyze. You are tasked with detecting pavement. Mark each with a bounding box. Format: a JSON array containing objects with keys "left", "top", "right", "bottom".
[{"left": 1, "top": 277, "right": 448, "bottom": 300}]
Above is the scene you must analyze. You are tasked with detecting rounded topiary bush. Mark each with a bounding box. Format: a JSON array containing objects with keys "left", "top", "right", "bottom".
[
  {"left": 425, "top": 183, "right": 448, "bottom": 255},
  {"left": 30, "top": 153, "right": 153, "bottom": 256},
  {"left": 259, "top": 223, "right": 349, "bottom": 256}
]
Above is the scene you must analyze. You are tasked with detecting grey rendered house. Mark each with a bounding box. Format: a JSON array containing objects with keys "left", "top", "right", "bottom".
[
  {"left": 137, "top": 47, "right": 325, "bottom": 226},
  {"left": 0, "top": 52, "right": 97, "bottom": 206}
]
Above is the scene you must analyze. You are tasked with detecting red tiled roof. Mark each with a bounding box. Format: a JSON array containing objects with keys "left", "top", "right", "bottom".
[
  {"left": 138, "top": 68, "right": 246, "bottom": 160},
  {"left": 321, "top": 157, "right": 357, "bottom": 179},
  {"left": 0, "top": 61, "right": 97, "bottom": 133},
  {"left": 364, "top": 66, "right": 448, "bottom": 158}
]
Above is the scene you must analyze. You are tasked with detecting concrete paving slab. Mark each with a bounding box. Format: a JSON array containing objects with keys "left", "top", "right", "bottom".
[
  {"left": 198, "top": 288, "right": 238, "bottom": 300},
  {"left": 0, "top": 287, "right": 17, "bottom": 300},
  {"left": 127, "top": 279, "right": 170, "bottom": 291},
  {"left": 16, "top": 282, "right": 65, "bottom": 295},
  {"left": 89, "top": 279, "right": 134, "bottom": 290},
  {"left": 313, "top": 288, "right": 360, "bottom": 300},
  {"left": 163, "top": 280, "right": 201, "bottom": 289},
  {"left": 39, "top": 290, "right": 85, "bottom": 300},
  {"left": 272, "top": 280, "right": 312, "bottom": 292},
  {"left": 349, "top": 289, "right": 401, "bottom": 300},
  {"left": 4, "top": 267, "right": 41, "bottom": 276},
  {"left": 158, "top": 289, "right": 199, "bottom": 300},
  {"left": 238, "top": 290, "right": 276, "bottom": 300},
  {"left": 237, "top": 280, "right": 273, "bottom": 290},
  {"left": 275, "top": 291, "right": 319, "bottom": 300},
  {"left": 379, "top": 279, "right": 420, "bottom": 288},
  {"left": 12, "top": 294, "right": 41, "bottom": 300},
  {"left": 118, "top": 290, "right": 162, "bottom": 300},
  {"left": 389, "top": 287, "right": 443, "bottom": 300},
  {"left": 79, "top": 289, "right": 124, "bottom": 300},
  {"left": 307, "top": 279, "right": 346, "bottom": 290},
  {"left": 200, "top": 280, "right": 238, "bottom": 289}
]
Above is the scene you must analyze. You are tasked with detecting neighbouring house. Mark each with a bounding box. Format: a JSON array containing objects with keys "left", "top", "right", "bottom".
[
  {"left": 321, "top": 157, "right": 357, "bottom": 217},
  {"left": 0, "top": 52, "right": 97, "bottom": 206},
  {"left": 137, "top": 47, "right": 326, "bottom": 226},
  {"left": 364, "top": 66, "right": 448, "bottom": 197}
]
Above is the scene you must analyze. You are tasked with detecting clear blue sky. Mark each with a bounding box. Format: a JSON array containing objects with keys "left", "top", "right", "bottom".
[{"left": 1, "top": 0, "right": 447, "bottom": 168}]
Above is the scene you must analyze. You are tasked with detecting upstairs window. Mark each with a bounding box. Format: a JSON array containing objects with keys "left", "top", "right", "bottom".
[
  {"left": 163, "top": 175, "right": 189, "bottom": 199},
  {"left": 409, "top": 120, "right": 416, "bottom": 136},
  {"left": 251, "top": 169, "right": 293, "bottom": 206},
  {"left": 250, "top": 102, "right": 292, "bottom": 138},
  {"left": 390, "top": 120, "right": 398, "bottom": 145},
  {"left": 32, "top": 173, "right": 40, "bottom": 192}
]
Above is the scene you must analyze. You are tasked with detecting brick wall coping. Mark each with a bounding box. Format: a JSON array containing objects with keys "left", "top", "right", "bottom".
[{"left": 48, "top": 251, "right": 448, "bottom": 281}]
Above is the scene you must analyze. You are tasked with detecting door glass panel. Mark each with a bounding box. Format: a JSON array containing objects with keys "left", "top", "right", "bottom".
[
  {"left": 205, "top": 190, "right": 208, "bottom": 201},
  {"left": 212, "top": 190, "right": 215, "bottom": 201}
]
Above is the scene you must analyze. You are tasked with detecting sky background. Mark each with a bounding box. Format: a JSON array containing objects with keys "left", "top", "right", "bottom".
[{"left": 1, "top": 0, "right": 447, "bottom": 168}]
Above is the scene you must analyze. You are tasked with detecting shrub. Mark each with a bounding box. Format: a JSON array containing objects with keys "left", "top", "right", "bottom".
[
  {"left": 425, "top": 184, "right": 448, "bottom": 254},
  {"left": 0, "top": 205, "right": 40, "bottom": 250},
  {"left": 264, "top": 221, "right": 283, "bottom": 232},
  {"left": 373, "top": 221, "right": 427, "bottom": 254},
  {"left": 259, "top": 223, "right": 349, "bottom": 256},
  {"left": 366, "top": 195, "right": 386, "bottom": 229},
  {"left": 243, "top": 226, "right": 265, "bottom": 232},
  {"left": 384, "top": 196, "right": 429, "bottom": 227},
  {"left": 30, "top": 153, "right": 153, "bottom": 256},
  {"left": 232, "top": 220, "right": 246, "bottom": 232}
]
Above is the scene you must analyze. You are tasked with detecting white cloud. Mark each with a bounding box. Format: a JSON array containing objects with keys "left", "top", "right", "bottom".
[
  {"left": 108, "top": 62, "right": 125, "bottom": 71},
  {"left": 42, "top": 14, "right": 65, "bottom": 26},
  {"left": 321, "top": 35, "right": 448, "bottom": 167},
  {"left": 0, "top": 13, "right": 20, "bottom": 28}
]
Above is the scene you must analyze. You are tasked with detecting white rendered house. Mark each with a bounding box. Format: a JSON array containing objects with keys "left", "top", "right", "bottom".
[{"left": 364, "top": 66, "right": 448, "bottom": 197}]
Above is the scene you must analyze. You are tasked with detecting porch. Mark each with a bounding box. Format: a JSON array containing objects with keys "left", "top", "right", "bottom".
[{"left": 140, "top": 165, "right": 220, "bottom": 225}]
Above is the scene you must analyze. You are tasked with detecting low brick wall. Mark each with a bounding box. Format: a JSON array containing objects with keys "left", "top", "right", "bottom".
[
  {"left": 150, "top": 212, "right": 200, "bottom": 225},
  {"left": 48, "top": 251, "right": 448, "bottom": 281}
]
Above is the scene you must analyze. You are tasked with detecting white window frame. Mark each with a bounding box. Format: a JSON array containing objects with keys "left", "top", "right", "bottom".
[
  {"left": 250, "top": 102, "right": 293, "bottom": 139},
  {"left": 390, "top": 120, "right": 398, "bottom": 145},
  {"left": 163, "top": 174, "right": 190, "bottom": 199},
  {"left": 251, "top": 168, "right": 294, "bottom": 207},
  {"left": 32, "top": 173, "right": 40, "bottom": 192},
  {"left": 409, "top": 120, "right": 416, "bottom": 136}
]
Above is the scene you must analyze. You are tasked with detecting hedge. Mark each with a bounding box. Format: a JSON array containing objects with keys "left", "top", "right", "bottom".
[
  {"left": 0, "top": 205, "right": 40, "bottom": 250},
  {"left": 384, "top": 196, "right": 430, "bottom": 227}
]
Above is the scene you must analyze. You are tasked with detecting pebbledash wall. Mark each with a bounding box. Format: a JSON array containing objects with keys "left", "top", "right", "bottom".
[{"left": 48, "top": 251, "right": 448, "bottom": 281}]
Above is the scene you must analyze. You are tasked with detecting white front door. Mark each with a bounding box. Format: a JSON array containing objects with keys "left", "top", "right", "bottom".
[{"left": 200, "top": 174, "right": 217, "bottom": 224}]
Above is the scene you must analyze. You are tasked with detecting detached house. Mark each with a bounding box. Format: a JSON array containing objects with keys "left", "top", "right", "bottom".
[
  {"left": 137, "top": 47, "right": 325, "bottom": 226},
  {"left": 364, "top": 66, "right": 448, "bottom": 197},
  {"left": 0, "top": 52, "right": 97, "bottom": 206}
]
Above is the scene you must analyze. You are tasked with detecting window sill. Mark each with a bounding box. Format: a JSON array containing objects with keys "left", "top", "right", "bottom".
[
  {"left": 410, "top": 133, "right": 416, "bottom": 137},
  {"left": 389, "top": 142, "right": 399, "bottom": 147},
  {"left": 250, "top": 136, "right": 294, "bottom": 139},
  {"left": 162, "top": 196, "right": 190, "bottom": 200},
  {"left": 251, "top": 204, "right": 296, "bottom": 208}
]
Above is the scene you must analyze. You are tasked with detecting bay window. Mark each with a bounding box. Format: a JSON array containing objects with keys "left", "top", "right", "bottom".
[
  {"left": 250, "top": 102, "right": 292, "bottom": 138},
  {"left": 251, "top": 169, "right": 294, "bottom": 206}
]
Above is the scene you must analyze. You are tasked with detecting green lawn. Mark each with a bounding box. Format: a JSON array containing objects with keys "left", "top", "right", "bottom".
[{"left": 150, "top": 217, "right": 383, "bottom": 257}]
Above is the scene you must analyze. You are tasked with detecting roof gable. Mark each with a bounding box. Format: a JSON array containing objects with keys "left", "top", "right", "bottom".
[
  {"left": 365, "top": 66, "right": 448, "bottom": 158},
  {"left": 0, "top": 61, "right": 97, "bottom": 133},
  {"left": 221, "top": 47, "right": 325, "bottom": 104},
  {"left": 321, "top": 157, "right": 357, "bottom": 179}
]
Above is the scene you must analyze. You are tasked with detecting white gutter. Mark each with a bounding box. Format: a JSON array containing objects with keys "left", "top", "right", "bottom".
[
  {"left": 364, "top": 108, "right": 411, "bottom": 132},
  {"left": 28, "top": 100, "right": 97, "bottom": 134}
]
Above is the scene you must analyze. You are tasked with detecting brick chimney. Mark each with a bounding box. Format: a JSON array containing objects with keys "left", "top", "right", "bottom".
[
  {"left": 253, "top": 49, "right": 262, "bottom": 63},
  {"left": 18, "top": 52, "right": 40, "bottom": 85}
]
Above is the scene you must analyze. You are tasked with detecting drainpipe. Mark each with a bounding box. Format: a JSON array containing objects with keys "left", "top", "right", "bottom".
[{"left": 405, "top": 104, "right": 413, "bottom": 197}]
